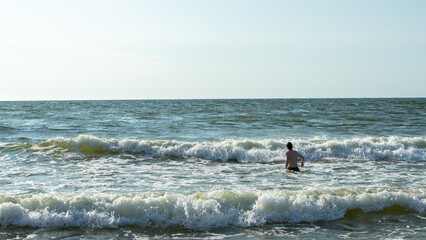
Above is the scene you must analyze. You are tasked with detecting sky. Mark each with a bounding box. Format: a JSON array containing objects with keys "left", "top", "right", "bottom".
[{"left": 0, "top": 0, "right": 425, "bottom": 100}]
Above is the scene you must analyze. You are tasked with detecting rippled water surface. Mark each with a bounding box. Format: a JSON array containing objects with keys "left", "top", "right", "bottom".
[{"left": 0, "top": 98, "right": 424, "bottom": 239}]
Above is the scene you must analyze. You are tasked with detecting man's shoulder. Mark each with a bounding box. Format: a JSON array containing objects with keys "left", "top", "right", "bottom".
[{"left": 286, "top": 150, "right": 297, "bottom": 156}]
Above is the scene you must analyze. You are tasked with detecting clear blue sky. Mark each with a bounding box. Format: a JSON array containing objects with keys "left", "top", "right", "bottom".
[{"left": 1, "top": 0, "right": 425, "bottom": 100}]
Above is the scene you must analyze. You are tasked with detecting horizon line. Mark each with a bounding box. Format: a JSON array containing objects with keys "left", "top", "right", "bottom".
[{"left": 0, "top": 96, "right": 424, "bottom": 102}]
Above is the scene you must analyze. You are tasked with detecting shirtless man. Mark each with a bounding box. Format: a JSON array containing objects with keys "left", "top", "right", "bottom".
[{"left": 285, "top": 142, "right": 304, "bottom": 171}]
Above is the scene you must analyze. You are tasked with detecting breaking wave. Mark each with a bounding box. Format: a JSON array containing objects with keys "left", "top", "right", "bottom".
[
  {"left": 15, "top": 135, "right": 426, "bottom": 163},
  {"left": 28, "top": 135, "right": 425, "bottom": 162},
  {"left": 0, "top": 189, "right": 423, "bottom": 230}
]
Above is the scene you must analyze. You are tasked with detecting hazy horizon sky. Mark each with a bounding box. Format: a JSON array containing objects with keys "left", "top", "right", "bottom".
[{"left": 1, "top": 0, "right": 425, "bottom": 100}]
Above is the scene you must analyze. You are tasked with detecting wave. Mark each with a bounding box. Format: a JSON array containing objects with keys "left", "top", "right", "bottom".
[
  {"left": 0, "top": 125, "right": 15, "bottom": 131},
  {"left": 28, "top": 135, "right": 426, "bottom": 162},
  {"left": 0, "top": 189, "right": 423, "bottom": 230}
]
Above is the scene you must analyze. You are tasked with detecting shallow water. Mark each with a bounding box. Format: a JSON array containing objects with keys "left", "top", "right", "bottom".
[{"left": 0, "top": 98, "right": 424, "bottom": 239}]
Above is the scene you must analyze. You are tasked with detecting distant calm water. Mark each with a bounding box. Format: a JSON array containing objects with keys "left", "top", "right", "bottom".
[{"left": 0, "top": 98, "right": 424, "bottom": 239}]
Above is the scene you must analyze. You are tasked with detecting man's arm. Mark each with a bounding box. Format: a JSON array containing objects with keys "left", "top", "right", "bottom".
[
  {"left": 285, "top": 152, "right": 289, "bottom": 169},
  {"left": 297, "top": 152, "right": 305, "bottom": 167}
]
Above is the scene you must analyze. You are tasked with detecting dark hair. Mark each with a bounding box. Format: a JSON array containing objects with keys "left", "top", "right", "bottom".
[{"left": 287, "top": 142, "right": 293, "bottom": 150}]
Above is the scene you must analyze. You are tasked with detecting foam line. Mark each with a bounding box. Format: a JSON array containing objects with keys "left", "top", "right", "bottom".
[
  {"left": 29, "top": 135, "right": 425, "bottom": 162},
  {"left": 0, "top": 189, "right": 424, "bottom": 230}
]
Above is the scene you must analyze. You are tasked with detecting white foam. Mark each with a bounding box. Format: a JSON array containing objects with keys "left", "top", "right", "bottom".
[
  {"left": 0, "top": 189, "right": 424, "bottom": 230},
  {"left": 34, "top": 135, "right": 426, "bottom": 162}
]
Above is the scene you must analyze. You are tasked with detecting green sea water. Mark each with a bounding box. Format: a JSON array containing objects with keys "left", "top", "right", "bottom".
[{"left": 0, "top": 98, "right": 424, "bottom": 239}]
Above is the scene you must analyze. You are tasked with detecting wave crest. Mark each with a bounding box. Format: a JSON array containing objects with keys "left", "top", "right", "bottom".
[
  {"left": 0, "top": 189, "right": 424, "bottom": 230},
  {"left": 30, "top": 135, "right": 426, "bottom": 162}
]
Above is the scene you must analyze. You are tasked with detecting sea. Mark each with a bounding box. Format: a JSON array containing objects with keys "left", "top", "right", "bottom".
[{"left": 0, "top": 98, "right": 424, "bottom": 239}]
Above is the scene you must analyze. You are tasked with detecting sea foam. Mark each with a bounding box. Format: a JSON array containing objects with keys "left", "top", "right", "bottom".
[
  {"left": 0, "top": 189, "right": 424, "bottom": 230},
  {"left": 31, "top": 135, "right": 426, "bottom": 162}
]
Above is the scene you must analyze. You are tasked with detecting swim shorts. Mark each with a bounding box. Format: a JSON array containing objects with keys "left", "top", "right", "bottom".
[{"left": 287, "top": 167, "right": 300, "bottom": 172}]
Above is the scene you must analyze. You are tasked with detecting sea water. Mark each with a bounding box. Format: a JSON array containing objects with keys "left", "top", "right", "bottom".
[{"left": 0, "top": 98, "right": 424, "bottom": 239}]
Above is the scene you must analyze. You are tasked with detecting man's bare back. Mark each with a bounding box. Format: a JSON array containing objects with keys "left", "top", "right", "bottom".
[{"left": 285, "top": 142, "right": 304, "bottom": 171}]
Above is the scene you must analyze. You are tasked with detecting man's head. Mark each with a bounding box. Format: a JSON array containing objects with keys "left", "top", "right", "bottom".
[{"left": 287, "top": 142, "right": 293, "bottom": 150}]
